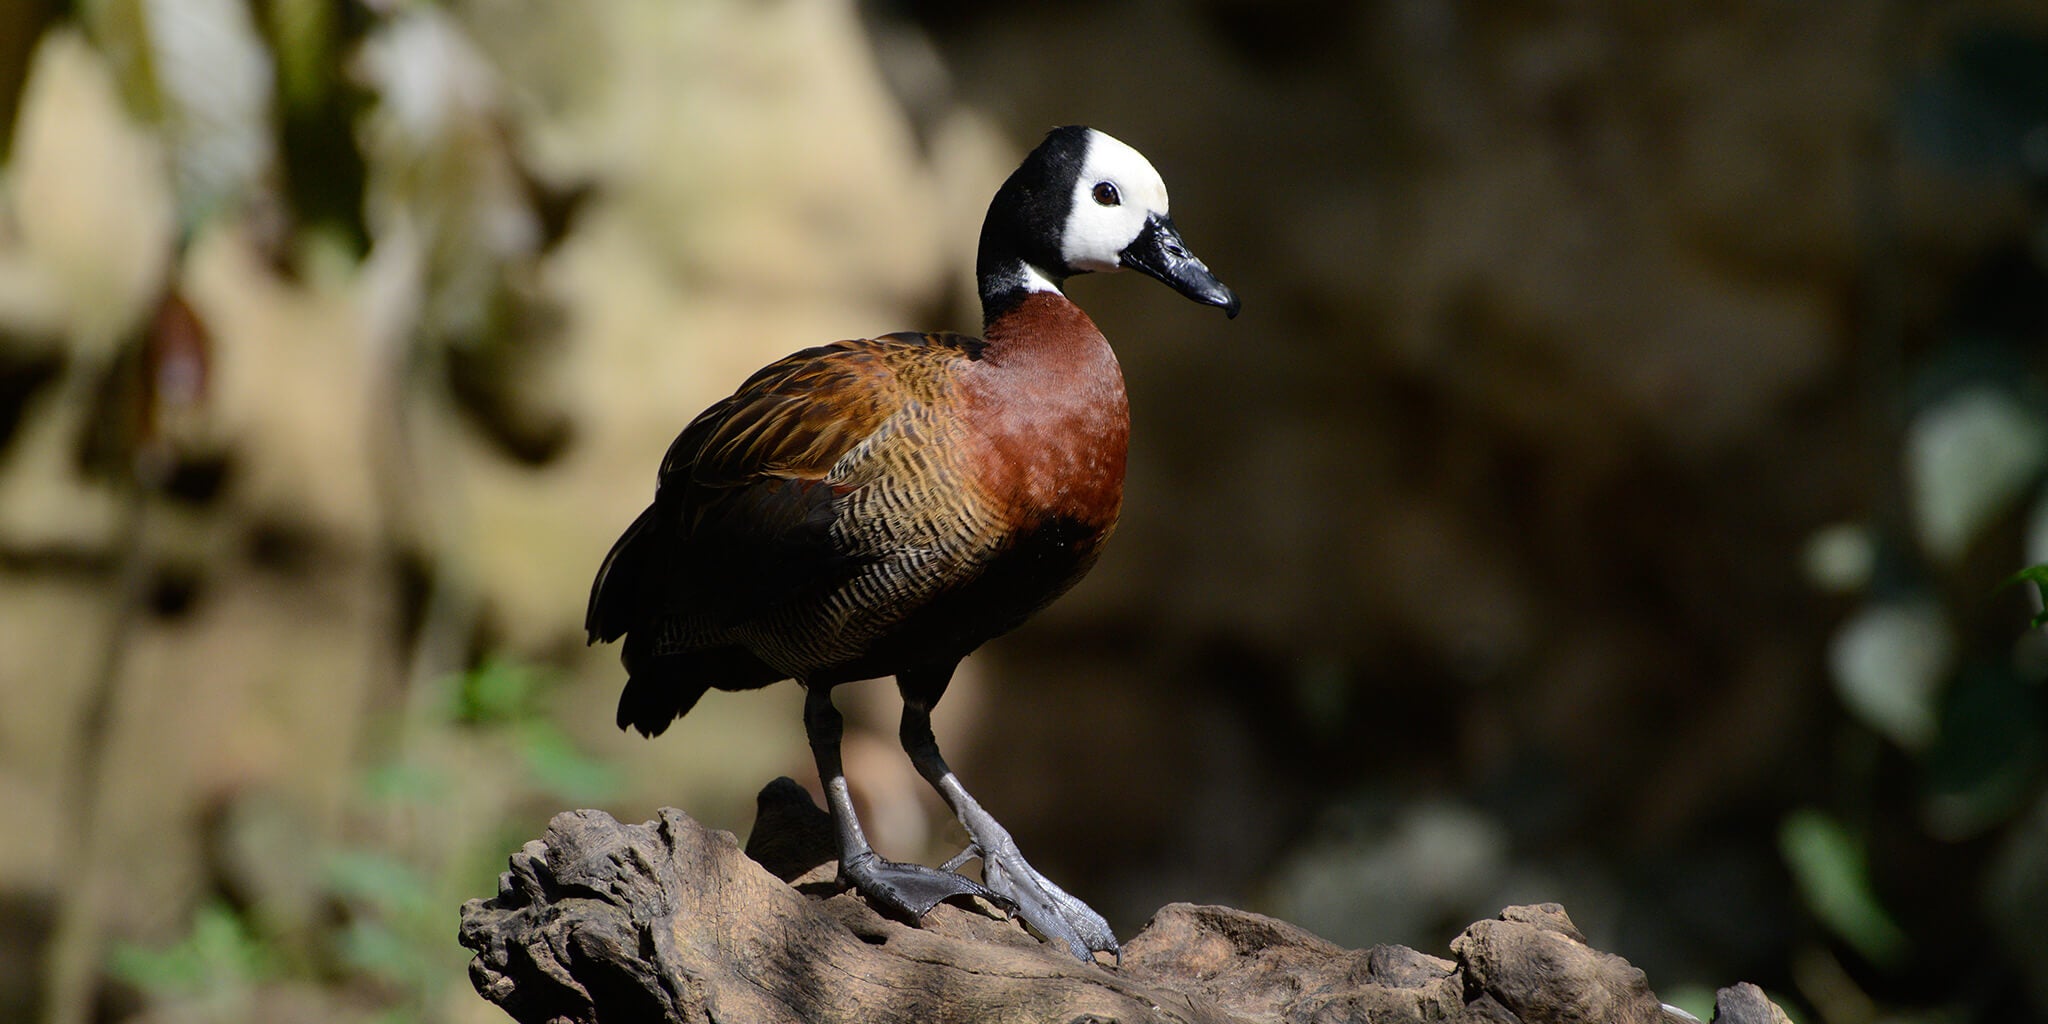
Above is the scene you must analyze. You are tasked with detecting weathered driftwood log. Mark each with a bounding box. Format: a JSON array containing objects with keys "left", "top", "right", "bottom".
[{"left": 458, "top": 779, "right": 1789, "bottom": 1024}]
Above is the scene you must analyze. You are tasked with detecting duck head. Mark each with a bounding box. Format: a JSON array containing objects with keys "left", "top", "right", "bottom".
[{"left": 977, "top": 126, "right": 1240, "bottom": 323}]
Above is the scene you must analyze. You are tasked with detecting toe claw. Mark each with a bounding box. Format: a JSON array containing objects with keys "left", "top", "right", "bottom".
[{"left": 979, "top": 850, "right": 1119, "bottom": 962}]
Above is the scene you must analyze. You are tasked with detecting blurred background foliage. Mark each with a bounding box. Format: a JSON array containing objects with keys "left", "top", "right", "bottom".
[{"left": 2, "top": 1, "right": 2048, "bottom": 1022}]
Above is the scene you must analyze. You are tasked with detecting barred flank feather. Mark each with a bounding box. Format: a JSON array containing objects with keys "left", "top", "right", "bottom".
[{"left": 591, "top": 304, "right": 1127, "bottom": 718}]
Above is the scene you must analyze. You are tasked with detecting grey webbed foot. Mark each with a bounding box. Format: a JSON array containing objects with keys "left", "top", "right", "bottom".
[
  {"left": 895, "top": 690, "right": 1119, "bottom": 963},
  {"left": 839, "top": 849, "right": 1010, "bottom": 923},
  {"left": 948, "top": 837, "right": 1120, "bottom": 962}
]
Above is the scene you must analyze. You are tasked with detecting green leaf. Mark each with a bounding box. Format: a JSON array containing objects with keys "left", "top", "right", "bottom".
[
  {"left": 448, "top": 656, "right": 548, "bottom": 724},
  {"left": 324, "top": 850, "right": 433, "bottom": 916},
  {"left": 336, "top": 918, "right": 428, "bottom": 989},
  {"left": 106, "top": 901, "right": 270, "bottom": 995},
  {"left": 1921, "top": 663, "right": 2047, "bottom": 837},
  {"left": 517, "top": 721, "right": 622, "bottom": 802},
  {"left": 361, "top": 758, "right": 451, "bottom": 806},
  {"left": 108, "top": 938, "right": 206, "bottom": 996},
  {"left": 2004, "top": 564, "right": 2048, "bottom": 628},
  {"left": 1779, "top": 810, "right": 1909, "bottom": 966}
]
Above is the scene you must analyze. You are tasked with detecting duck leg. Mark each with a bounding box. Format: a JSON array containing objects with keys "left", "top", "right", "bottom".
[
  {"left": 803, "top": 685, "right": 1001, "bottom": 922},
  {"left": 897, "top": 693, "right": 1121, "bottom": 962}
]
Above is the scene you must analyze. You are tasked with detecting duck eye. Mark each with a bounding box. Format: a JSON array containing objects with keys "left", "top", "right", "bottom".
[{"left": 1091, "top": 181, "right": 1120, "bottom": 207}]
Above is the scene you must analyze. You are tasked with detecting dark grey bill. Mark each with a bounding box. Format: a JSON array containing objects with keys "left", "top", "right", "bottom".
[{"left": 1119, "top": 214, "right": 1240, "bottom": 318}]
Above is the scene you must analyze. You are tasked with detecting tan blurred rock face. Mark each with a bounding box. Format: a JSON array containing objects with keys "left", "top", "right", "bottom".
[
  {"left": 0, "top": 0, "right": 1019, "bottom": 949},
  {"left": 7, "top": 29, "right": 175, "bottom": 358},
  {"left": 0, "top": 31, "right": 176, "bottom": 551},
  {"left": 0, "top": 28, "right": 182, "bottom": 893},
  {"left": 451, "top": 0, "right": 1011, "bottom": 642}
]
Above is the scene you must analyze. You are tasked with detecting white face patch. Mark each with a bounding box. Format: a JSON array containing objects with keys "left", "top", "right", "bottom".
[{"left": 1060, "top": 129, "right": 1170, "bottom": 273}]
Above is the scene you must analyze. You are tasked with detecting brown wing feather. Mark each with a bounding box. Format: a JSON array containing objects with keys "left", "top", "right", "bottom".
[
  {"left": 663, "top": 341, "right": 901, "bottom": 487},
  {"left": 588, "top": 333, "right": 970, "bottom": 645}
]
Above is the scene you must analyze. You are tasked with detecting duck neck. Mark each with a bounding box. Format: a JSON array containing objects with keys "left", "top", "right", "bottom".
[
  {"left": 976, "top": 288, "right": 1120, "bottom": 405},
  {"left": 977, "top": 254, "right": 1069, "bottom": 330}
]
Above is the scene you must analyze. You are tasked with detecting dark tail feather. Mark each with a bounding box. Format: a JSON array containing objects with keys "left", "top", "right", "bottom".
[
  {"left": 588, "top": 504, "right": 660, "bottom": 644},
  {"left": 616, "top": 634, "right": 785, "bottom": 738},
  {"left": 615, "top": 673, "right": 708, "bottom": 738}
]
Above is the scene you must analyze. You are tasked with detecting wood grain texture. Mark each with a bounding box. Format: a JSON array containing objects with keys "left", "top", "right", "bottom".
[{"left": 457, "top": 783, "right": 1780, "bottom": 1024}]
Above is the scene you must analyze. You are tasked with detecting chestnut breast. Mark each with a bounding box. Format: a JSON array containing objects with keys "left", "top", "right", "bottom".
[{"left": 958, "top": 292, "right": 1130, "bottom": 557}]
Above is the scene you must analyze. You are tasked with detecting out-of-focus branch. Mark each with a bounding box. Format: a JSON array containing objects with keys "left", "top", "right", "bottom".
[{"left": 41, "top": 292, "right": 210, "bottom": 1024}]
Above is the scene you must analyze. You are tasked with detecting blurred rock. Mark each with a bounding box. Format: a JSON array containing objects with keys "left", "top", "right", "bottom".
[
  {"left": 0, "top": 28, "right": 177, "bottom": 551},
  {"left": 5, "top": 28, "right": 174, "bottom": 356},
  {"left": 0, "top": 0, "right": 996, "bottom": 1000}
]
